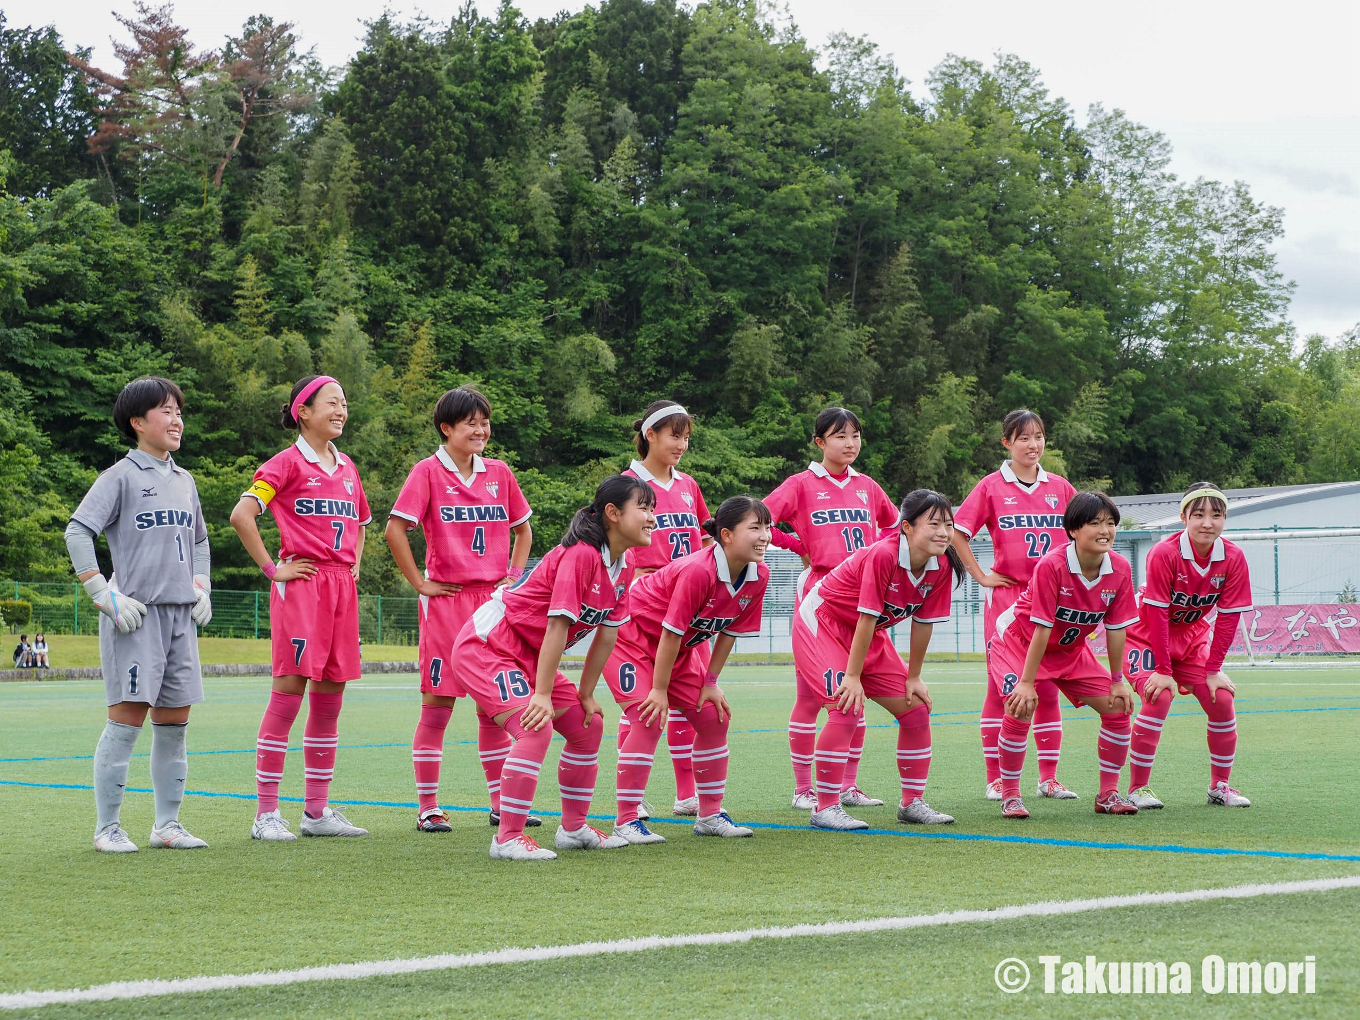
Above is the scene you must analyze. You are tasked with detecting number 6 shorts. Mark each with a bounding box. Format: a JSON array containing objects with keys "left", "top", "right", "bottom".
[
  {"left": 269, "top": 564, "right": 361, "bottom": 682},
  {"left": 100, "top": 604, "right": 203, "bottom": 708}
]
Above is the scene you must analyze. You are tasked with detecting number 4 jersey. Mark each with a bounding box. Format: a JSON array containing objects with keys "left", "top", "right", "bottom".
[{"left": 245, "top": 436, "right": 373, "bottom": 565}]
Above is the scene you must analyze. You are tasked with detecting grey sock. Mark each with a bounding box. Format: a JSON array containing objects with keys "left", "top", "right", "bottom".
[
  {"left": 94, "top": 721, "right": 140, "bottom": 832},
  {"left": 150, "top": 722, "right": 189, "bottom": 828}
]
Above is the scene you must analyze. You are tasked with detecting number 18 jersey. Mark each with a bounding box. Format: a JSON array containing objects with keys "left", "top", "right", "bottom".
[{"left": 763, "top": 463, "right": 899, "bottom": 578}]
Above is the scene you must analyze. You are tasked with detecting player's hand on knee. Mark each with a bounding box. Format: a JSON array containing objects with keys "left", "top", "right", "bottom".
[
  {"left": 1109, "top": 680, "right": 1135, "bottom": 715},
  {"left": 577, "top": 693, "right": 602, "bottom": 724},
  {"left": 520, "top": 693, "right": 555, "bottom": 731},
  {"left": 191, "top": 575, "right": 213, "bottom": 627},
  {"left": 637, "top": 689, "right": 669, "bottom": 727},
  {"left": 905, "top": 676, "right": 932, "bottom": 712},
  {"left": 1206, "top": 671, "right": 1235, "bottom": 703},
  {"left": 1005, "top": 681, "right": 1038, "bottom": 720},
  {"left": 1142, "top": 671, "right": 1175, "bottom": 705},
  {"left": 698, "top": 684, "right": 730, "bottom": 723},
  {"left": 835, "top": 674, "right": 865, "bottom": 715},
  {"left": 84, "top": 575, "right": 147, "bottom": 634}
]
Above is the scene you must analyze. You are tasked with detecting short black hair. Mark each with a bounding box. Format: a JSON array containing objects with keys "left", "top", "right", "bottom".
[
  {"left": 113, "top": 376, "right": 185, "bottom": 440},
  {"left": 814, "top": 406, "right": 862, "bottom": 441},
  {"left": 1001, "top": 408, "right": 1045, "bottom": 442},
  {"left": 434, "top": 386, "right": 493, "bottom": 441},
  {"left": 1063, "top": 491, "right": 1120, "bottom": 537}
]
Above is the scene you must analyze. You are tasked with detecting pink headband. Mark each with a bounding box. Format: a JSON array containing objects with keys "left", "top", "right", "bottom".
[{"left": 291, "top": 376, "right": 340, "bottom": 423}]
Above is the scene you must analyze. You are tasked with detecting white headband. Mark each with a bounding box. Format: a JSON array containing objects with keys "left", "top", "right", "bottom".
[{"left": 641, "top": 404, "right": 687, "bottom": 434}]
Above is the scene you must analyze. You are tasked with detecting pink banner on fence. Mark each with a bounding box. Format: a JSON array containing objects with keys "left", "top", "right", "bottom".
[{"left": 1090, "top": 604, "right": 1360, "bottom": 657}]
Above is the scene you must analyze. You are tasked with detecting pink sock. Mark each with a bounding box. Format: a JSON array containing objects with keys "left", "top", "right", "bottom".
[
  {"left": 617, "top": 712, "right": 631, "bottom": 754},
  {"left": 1196, "top": 686, "right": 1237, "bottom": 786},
  {"left": 980, "top": 680, "right": 1004, "bottom": 784},
  {"left": 686, "top": 703, "right": 731, "bottom": 817},
  {"left": 840, "top": 717, "right": 867, "bottom": 792},
  {"left": 1128, "top": 689, "right": 1172, "bottom": 790},
  {"left": 998, "top": 714, "right": 1031, "bottom": 799},
  {"left": 788, "top": 692, "right": 820, "bottom": 794},
  {"left": 616, "top": 704, "right": 662, "bottom": 825},
  {"left": 814, "top": 709, "right": 858, "bottom": 810},
  {"left": 554, "top": 702, "right": 602, "bottom": 830},
  {"left": 495, "top": 716, "right": 553, "bottom": 843},
  {"left": 255, "top": 690, "right": 302, "bottom": 816},
  {"left": 303, "top": 690, "right": 343, "bottom": 817},
  {"left": 412, "top": 703, "right": 452, "bottom": 813},
  {"left": 477, "top": 711, "right": 513, "bottom": 812},
  {"left": 1097, "top": 712, "right": 1132, "bottom": 796},
  {"left": 895, "top": 705, "right": 932, "bottom": 806},
  {"left": 667, "top": 711, "right": 697, "bottom": 801},
  {"left": 1032, "top": 681, "right": 1064, "bottom": 784}
]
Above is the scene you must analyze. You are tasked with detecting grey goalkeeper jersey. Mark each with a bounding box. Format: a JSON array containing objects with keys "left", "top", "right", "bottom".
[{"left": 71, "top": 450, "right": 207, "bottom": 605}]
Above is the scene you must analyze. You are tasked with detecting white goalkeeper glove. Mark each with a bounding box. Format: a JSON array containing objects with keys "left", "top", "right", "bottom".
[
  {"left": 84, "top": 575, "right": 146, "bottom": 634},
  {"left": 191, "top": 574, "right": 213, "bottom": 627}
]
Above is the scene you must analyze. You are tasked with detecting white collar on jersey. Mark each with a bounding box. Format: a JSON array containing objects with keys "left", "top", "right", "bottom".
[
  {"left": 808, "top": 461, "right": 860, "bottom": 490},
  {"left": 601, "top": 543, "right": 628, "bottom": 582},
  {"left": 294, "top": 435, "right": 346, "bottom": 477},
  {"left": 999, "top": 460, "right": 1048, "bottom": 490},
  {"left": 125, "top": 449, "right": 182, "bottom": 474},
  {"left": 1178, "top": 531, "right": 1226, "bottom": 577},
  {"left": 435, "top": 446, "right": 486, "bottom": 486},
  {"left": 1065, "top": 542, "right": 1113, "bottom": 590},
  {"left": 629, "top": 459, "right": 683, "bottom": 492},
  {"left": 713, "top": 542, "right": 760, "bottom": 589},
  {"left": 897, "top": 533, "right": 939, "bottom": 584}
]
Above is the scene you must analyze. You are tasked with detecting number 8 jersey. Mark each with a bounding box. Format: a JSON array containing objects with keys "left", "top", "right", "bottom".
[
  {"left": 996, "top": 545, "right": 1140, "bottom": 659},
  {"left": 245, "top": 436, "right": 373, "bottom": 564}
]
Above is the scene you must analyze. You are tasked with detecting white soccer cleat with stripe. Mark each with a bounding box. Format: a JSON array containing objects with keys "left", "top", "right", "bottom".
[
  {"left": 672, "top": 796, "right": 699, "bottom": 816},
  {"left": 791, "top": 790, "right": 818, "bottom": 810},
  {"left": 1207, "top": 781, "right": 1250, "bottom": 807},
  {"left": 984, "top": 778, "right": 1003, "bottom": 801},
  {"left": 810, "top": 805, "right": 869, "bottom": 831},
  {"left": 300, "top": 807, "right": 368, "bottom": 837},
  {"left": 1037, "top": 778, "right": 1079, "bottom": 800},
  {"left": 251, "top": 810, "right": 297, "bottom": 842},
  {"left": 693, "top": 811, "right": 753, "bottom": 837},
  {"left": 94, "top": 823, "right": 138, "bottom": 853},
  {"left": 490, "top": 834, "right": 557, "bottom": 860},
  {"left": 554, "top": 824, "right": 628, "bottom": 850},
  {"left": 897, "top": 799, "right": 954, "bottom": 825},
  {"left": 840, "top": 786, "right": 885, "bottom": 807},
  {"left": 150, "top": 820, "right": 207, "bottom": 849},
  {"left": 1128, "top": 786, "right": 1164, "bottom": 809},
  {"left": 612, "top": 819, "right": 666, "bottom": 844}
]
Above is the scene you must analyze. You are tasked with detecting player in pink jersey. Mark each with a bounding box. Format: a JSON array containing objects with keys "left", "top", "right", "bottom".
[
  {"left": 988, "top": 492, "right": 1142, "bottom": 819},
  {"left": 385, "top": 387, "right": 534, "bottom": 834},
  {"left": 1123, "top": 483, "right": 1254, "bottom": 810},
  {"left": 952, "top": 409, "right": 1079, "bottom": 802},
  {"left": 448, "top": 475, "right": 656, "bottom": 860},
  {"left": 792, "top": 489, "right": 962, "bottom": 829},
  {"left": 603, "top": 497, "right": 771, "bottom": 843},
  {"left": 620, "top": 400, "right": 713, "bottom": 818},
  {"left": 230, "top": 376, "right": 373, "bottom": 841},
  {"left": 765, "top": 406, "right": 901, "bottom": 811}
]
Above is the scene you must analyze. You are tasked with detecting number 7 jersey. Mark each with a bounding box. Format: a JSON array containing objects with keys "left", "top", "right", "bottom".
[{"left": 245, "top": 436, "right": 373, "bottom": 565}]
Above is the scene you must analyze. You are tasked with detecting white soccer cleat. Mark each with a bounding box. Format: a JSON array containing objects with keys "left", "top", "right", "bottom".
[
  {"left": 490, "top": 834, "right": 557, "bottom": 860},
  {"left": 150, "top": 820, "right": 208, "bottom": 849},
  {"left": 791, "top": 790, "right": 818, "bottom": 810},
  {"left": 612, "top": 819, "right": 667, "bottom": 845},
  {"left": 1207, "top": 781, "right": 1251, "bottom": 807},
  {"left": 984, "top": 778, "right": 1003, "bottom": 801},
  {"left": 637, "top": 798, "right": 653, "bottom": 821},
  {"left": 554, "top": 824, "right": 628, "bottom": 850},
  {"left": 840, "top": 786, "right": 885, "bottom": 808},
  {"left": 810, "top": 805, "right": 869, "bottom": 831},
  {"left": 300, "top": 807, "right": 368, "bottom": 837},
  {"left": 251, "top": 810, "right": 297, "bottom": 842},
  {"left": 1037, "top": 778, "right": 1079, "bottom": 800},
  {"left": 693, "top": 811, "right": 753, "bottom": 838},
  {"left": 1128, "top": 786, "right": 1164, "bottom": 810},
  {"left": 672, "top": 796, "right": 699, "bottom": 816},
  {"left": 94, "top": 824, "right": 138, "bottom": 853},
  {"left": 897, "top": 799, "right": 955, "bottom": 825}
]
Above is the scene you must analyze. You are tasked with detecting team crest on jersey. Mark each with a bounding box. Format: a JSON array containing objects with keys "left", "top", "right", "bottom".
[
  {"left": 485, "top": 481, "right": 499, "bottom": 497},
  {"left": 681, "top": 491, "right": 693, "bottom": 507},
  {"left": 1101, "top": 590, "right": 1117, "bottom": 606},
  {"left": 919, "top": 584, "right": 933, "bottom": 597},
  {"left": 1210, "top": 575, "right": 1226, "bottom": 589},
  {"left": 615, "top": 583, "right": 627, "bottom": 599},
  {"left": 738, "top": 597, "right": 752, "bottom": 608},
  {"left": 856, "top": 490, "right": 868, "bottom": 505},
  {"left": 1045, "top": 494, "right": 1059, "bottom": 509},
  {"left": 343, "top": 477, "right": 354, "bottom": 495}
]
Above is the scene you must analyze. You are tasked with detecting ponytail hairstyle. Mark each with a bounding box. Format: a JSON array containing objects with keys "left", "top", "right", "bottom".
[
  {"left": 562, "top": 475, "right": 656, "bottom": 551},
  {"left": 632, "top": 399, "right": 694, "bottom": 458},
  {"left": 1181, "top": 480, "right": 1228, "bottom": 519},
  {"left": 700, "top": 496, "right": 773, "bottom": 544},
  {"left": 813, "top": 406, "right": 862, "bottom": 441},
  {"left": 433, "top": 386, "right": 493, "bottom": 441},
  {"left": 1001, "top": 408, "right": 1045, "bottom": 442},
  {"left": 897, "top": 488, "right": 966, "bottom": 588},
  {"left": 280, "top": 375, "right": 346, "bottom": 431}
]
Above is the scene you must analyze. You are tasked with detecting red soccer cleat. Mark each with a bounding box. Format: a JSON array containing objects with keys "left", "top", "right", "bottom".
[
  {"left": 1094, "top": 790, "right": 1139, "bottom": 815},
  {"left": 1001, "top": 796, "right": 1030, "bottom": 819}
]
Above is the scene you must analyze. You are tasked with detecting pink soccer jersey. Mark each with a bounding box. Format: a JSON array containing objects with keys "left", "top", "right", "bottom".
[
  {"left": 390, "top": 449, "right": 532, "bottom": 584},
  {"left": 472, "top": 541, "right": 633, "bottom": 654},
  {"left": 613, "top": 545, "right": 769, "bottom": 662},
  {"left": 953, "top": 462, "right": 1076, "bottom": 585},
  {"left": 625, "top": 460, "right": 710, "bottom": 570},
  {"left": 806, "top": 533, "right": 954, "bottom": 635},
  {"left": 1139, "top": 532, "right": 1253, "bottom": 626},
  {"left": 999, "top": 545, "right": 1139, "bottom": 657},
  {"left": 764, "top": 463, "right": 899, "bottom": 578},
  {"left": 245, "top": 437, "right": 372, "bottom": 564}
]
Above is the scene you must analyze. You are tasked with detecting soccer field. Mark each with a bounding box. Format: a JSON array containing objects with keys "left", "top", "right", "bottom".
[{"left": 2, "top": 664, "right": 1358, "bottom": 1018}]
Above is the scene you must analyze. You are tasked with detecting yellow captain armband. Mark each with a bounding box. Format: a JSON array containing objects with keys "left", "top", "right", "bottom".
[{"left": 246, "top": 480, "right": 277, "bottom": 507}]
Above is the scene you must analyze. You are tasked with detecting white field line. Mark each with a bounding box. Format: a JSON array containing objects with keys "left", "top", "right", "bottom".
[{"left": 4, "top": 876, "right": 1358, "bottom": 1010}]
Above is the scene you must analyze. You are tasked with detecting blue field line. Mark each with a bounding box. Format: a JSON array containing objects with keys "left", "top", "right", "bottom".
[{"left": 3, "top": 778, "right": 1359, "bottom": 864}]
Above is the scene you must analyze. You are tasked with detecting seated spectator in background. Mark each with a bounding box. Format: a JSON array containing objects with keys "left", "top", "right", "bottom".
[
  {"left": 32, "top": 633, "right": 49, "bottom": 668},
  {"left": 12, "top": 634, "right": 32, "bottom": 668}
]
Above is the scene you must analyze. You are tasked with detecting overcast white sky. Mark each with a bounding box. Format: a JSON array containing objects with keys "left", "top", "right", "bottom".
[{"left": 10, "top": 0, "right": 1358, "bottom": 339}]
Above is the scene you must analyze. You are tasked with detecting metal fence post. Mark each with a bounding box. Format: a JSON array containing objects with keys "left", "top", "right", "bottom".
[
  {"left": 376, "top": 595, "right": 383, "bottom": 646},
  {"left": 73, "top": 582, "right": 79, "bottom": 635},
  {"left": 253, "top": 590, "right": 260, "bottom": 639},
  {"left": 1273, "top": 525, "right": 1280, "bottom": 605}
]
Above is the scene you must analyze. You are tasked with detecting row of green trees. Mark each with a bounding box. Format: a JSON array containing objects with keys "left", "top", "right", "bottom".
[{"left": 2, "top": 1, "right": 1357, "bottom": 594}]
